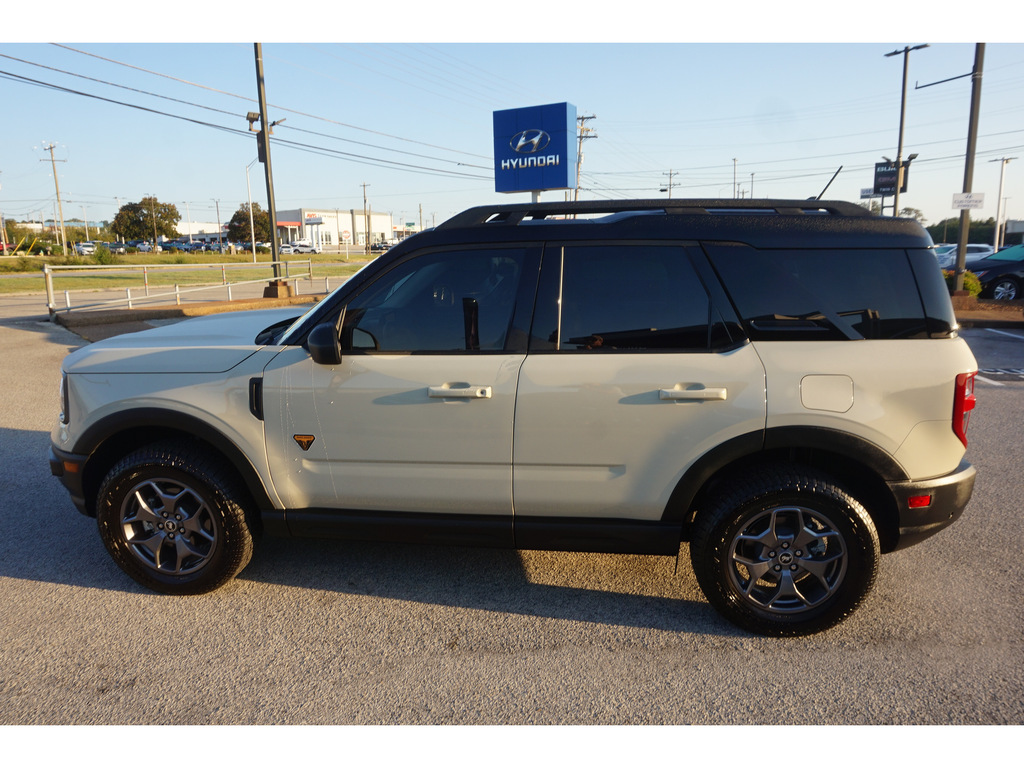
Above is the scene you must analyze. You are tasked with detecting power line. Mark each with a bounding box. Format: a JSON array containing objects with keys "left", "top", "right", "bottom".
[
  {"left": 0, "top": 69, "right": 494, "bottom": 181},
  {"left": 50, "top": 43, "right": 491, "bottom": 161}
]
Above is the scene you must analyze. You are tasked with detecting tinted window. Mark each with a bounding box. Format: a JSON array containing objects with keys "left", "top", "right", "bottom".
[
  {"left": 530, "top": 245, "right": 712, "bottom": 351},
  {"left": 341, "top": 248, "right": 526, "bottom": 352},
  {"left": 706, "top": 244, "right": 931, "bottom": 340}
]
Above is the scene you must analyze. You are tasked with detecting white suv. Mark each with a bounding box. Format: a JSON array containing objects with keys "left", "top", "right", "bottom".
[{"left": 50, "top": 200, "right": 978, "bottom": 635}]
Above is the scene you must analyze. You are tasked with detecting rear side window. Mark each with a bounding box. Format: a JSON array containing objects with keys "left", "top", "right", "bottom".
[
  {"left": 705, "top": 244, "right": 932, "bottom": 340},
  {"left": 529, "top": 244, "right": 715, "bottom": 351}
]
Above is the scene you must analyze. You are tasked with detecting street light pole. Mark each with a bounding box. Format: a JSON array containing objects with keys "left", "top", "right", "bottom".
[
  {"left": 990, "top": 157, "right": 1016, "bottom": 249},
  {"left": 246, "top": 159, "right": 258, "bottom": 263},
  {"left": 885, "top": 44, "right": 929, "bottom": 217}
]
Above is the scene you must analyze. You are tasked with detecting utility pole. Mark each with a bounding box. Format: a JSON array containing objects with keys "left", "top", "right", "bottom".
[
  {"left": 661, "top": 170, "right": 677, "bottom": 198},
  {"left": 990, "top": 157, "right": 1016, "bottom": 249},
  {"left": 732, "top": 158, "right": 738, "bottom": 198},
  {"left": 885, "top": 44, "right": 929, "bottom": 217},
  {"left": 574, "top": 114, "right": 597, "bottom": 202},
  {"left": 150, "top": 195, "right": 159, "bottom": 246},
  {"left": 41, "top": 143, "right": 67, "bottom": 256},
  {"left": 183, "top": 201, "right": 193, "bottom": 244},
  {"left": 253, "top": 43, "right": 282, "bottom": 279},
  {"left": 954, "top": 44, "right": 985, "bottom": 293},
  {"left": 362, "top": 183, "right": 371, "bottom": 254},
  {"left": 213, "top": 199, "right": 222, "bottom": 251}
]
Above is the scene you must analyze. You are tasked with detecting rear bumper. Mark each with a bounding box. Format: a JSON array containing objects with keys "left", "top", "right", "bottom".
[{"left": 889, "top": 460, "right": 976, "bottom": 550}]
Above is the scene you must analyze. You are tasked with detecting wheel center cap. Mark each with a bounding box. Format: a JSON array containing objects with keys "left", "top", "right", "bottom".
[
  {"left": 779, "top": 552, "right": 794, "bottom": 565},
  {"left": 164, "top": 520, "right": 178, "bottom": 533}
]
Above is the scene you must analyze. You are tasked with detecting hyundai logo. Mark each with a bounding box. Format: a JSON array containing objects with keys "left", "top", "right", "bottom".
[{"left": 511, "top": 130, "right": 551, "bottom": 154}]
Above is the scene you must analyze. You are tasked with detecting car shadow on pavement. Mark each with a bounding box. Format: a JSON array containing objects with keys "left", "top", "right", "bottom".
[{"left": 234, "top": 535, "right": 738, "bottom": 636}]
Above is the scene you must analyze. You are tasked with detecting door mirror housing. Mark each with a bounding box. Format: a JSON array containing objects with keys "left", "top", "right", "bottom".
[{"left": 307, "top": 320, "right": 343, "bottom": 366}]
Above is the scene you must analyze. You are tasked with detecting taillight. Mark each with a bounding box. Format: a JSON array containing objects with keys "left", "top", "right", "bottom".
[{"left": 952, "top": 372, "right": 977, "bottom": 447}]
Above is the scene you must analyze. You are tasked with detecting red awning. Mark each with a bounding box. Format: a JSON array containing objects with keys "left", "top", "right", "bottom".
[{"left": 277, "top": 221, "right": 301, "bottom": 227}]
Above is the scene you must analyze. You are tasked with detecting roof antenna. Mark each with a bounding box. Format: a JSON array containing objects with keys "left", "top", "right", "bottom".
[{"left": 814, "top": 166, "right": 843, "bottom": 200}]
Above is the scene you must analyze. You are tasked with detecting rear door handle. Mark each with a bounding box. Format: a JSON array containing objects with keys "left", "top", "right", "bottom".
[
  {"left": 429, "top": 384, "right": 493, "bottom": 399},
  {"left": 659, "top": 386, "right": 728, "bottom": 401}
]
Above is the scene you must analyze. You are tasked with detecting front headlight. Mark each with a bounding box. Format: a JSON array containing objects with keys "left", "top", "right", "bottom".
[{"left": 59, "top": 372, "right": 69, "bottom": 425}]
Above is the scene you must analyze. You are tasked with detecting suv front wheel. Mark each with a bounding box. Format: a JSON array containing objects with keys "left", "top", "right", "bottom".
[
  {"left": 96, "top": 441, "right": 257, "bottom": 594},
  {"left": 691, "top": 466, "right": 880, "bottom": 636}
]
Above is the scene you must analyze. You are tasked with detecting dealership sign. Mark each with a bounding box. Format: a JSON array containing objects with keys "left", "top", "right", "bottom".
[
  {"left": 493, "top": 102, "right": 576, "bottom": 193},
  {"left": 873, "top": 162, "right": 909, "bottom": 195}
]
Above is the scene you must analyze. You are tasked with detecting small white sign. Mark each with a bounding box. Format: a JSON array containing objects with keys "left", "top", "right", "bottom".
[
  {"left": 952, "top": 192, "right": 985, "bottom": 210},
  {"left": 860, "top": 188, "right": 875, "bottom": 199}
]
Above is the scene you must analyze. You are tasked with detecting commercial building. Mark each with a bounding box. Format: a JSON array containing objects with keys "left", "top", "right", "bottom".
[{"left": 276, "top": 208, "right": 399, "bottom": 250}]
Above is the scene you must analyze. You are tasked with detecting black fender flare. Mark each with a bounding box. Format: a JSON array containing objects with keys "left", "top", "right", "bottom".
[
  {"left": 664, "top": 426, "right": 908, "bottom": 524},
  {"left": 73, "top": 407, "right": 274, "bottom": 513}
]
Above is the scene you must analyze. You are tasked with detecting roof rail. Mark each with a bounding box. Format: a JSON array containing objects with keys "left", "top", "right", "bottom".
[{"left": 437, "top": 199, "right": 874, "bottom": 229}]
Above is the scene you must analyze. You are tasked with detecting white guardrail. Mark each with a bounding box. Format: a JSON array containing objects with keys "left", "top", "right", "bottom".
[{"left": 43, "top": 260, "right": 322, "bottom": 315}]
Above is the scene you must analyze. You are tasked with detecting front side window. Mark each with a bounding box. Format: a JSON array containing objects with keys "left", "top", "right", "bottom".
[
  {"left": 341, "top": 247, "right": 528, "bottom": 352},
  {"left": 530, "top": 244, "right": 713, "bottom": 351}
]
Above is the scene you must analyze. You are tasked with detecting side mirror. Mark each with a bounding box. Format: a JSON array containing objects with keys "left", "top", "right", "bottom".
[{"left": 307, "top": 321, "right": 342, "bottom": 366}]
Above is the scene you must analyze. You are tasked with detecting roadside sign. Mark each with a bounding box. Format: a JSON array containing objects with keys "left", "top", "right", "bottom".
[
  {"left": 952, "top": 193, "right": 985, "bottom": 210},
  {"left": 874, "top": 162, "right": 908, "bottom": 195},
  {"left": 860, "top": 188, "right": 876, "bottom": 199}
]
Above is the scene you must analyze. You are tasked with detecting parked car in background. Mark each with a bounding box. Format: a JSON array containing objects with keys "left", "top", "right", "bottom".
[
  {"left": 964, "top": 244, "right": 1024, "bottom": 300},
  {"left": 101, "top": 242, "right": 127, "bottom": 254},
  {"left": 74, "top": 242, "right": 96, "bottom": 255},
  {"left": 137, "top": 242, "right": 162, "bottom": 253},
  {"left": 937, "top": 243, "right": 996, "bottom": 269},
  {"left": 278, "top": 243, "right": 296, "bottom": 255}
]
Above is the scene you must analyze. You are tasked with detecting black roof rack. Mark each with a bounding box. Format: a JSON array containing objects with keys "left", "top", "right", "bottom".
[{"left": 437, "top": 199, "right": 874, "bottom": 229}]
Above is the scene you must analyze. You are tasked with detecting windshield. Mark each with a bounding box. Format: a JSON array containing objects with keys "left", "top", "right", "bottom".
[{"left": 275, "top": 261, "right": 375, "bottom": 345}]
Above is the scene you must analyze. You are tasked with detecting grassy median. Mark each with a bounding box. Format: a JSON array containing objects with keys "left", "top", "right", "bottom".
[{"left": 0, "top": 252, "right": 373, "bottom": 295}]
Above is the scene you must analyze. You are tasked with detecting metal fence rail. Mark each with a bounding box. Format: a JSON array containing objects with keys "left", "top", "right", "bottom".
[{"left": 43, "top": 260, "right": 315, "bottom": 315}]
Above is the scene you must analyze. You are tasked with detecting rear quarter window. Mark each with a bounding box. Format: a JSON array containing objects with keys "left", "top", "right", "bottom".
[{"left": 704, "top": 243, "right": 935, "bottom": 340}]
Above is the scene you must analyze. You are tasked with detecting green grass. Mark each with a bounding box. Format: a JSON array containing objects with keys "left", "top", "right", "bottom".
[{"left": 0, "top": 254, "right": 371, "bottom": 295}]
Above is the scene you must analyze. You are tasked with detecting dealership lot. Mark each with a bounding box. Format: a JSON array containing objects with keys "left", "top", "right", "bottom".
[{"left": 1, "top": 295, "right": 1022, "bottom": 726}]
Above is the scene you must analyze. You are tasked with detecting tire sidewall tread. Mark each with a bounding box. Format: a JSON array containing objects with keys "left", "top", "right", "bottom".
[
  {"left": 691, "top": 465, "right": 880, "bottom": 636},
  {"left": 96, "top": 440, "right": 255, "bottom": 595}
]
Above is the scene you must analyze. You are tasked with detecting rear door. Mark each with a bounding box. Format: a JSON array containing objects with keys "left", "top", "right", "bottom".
[{"left": 512, "top": 243, "right": 767, "bottom": 521}]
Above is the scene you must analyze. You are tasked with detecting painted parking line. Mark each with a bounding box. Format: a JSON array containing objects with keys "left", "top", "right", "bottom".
[
  {"left": 977, "top": 368, "right": 1024, "bottom": 385},
  {"left": 986, "top": 328, "right": 1024, "bottom": 340}
]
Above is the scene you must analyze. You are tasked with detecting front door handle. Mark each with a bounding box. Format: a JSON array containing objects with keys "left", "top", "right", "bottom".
[
  {"left": 659, "top": 386, "right": 728, "bottom": 401},
  {"left": 429, "top": 384, "right": 493, "bottom": 399}
]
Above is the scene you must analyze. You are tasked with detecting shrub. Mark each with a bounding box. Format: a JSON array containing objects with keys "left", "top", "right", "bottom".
[
  {"left": 943, "top": 269, "right": 982, "bottom": 297},
  {"left": 94, "top": 245, "right": 119, "bottom": 265}
]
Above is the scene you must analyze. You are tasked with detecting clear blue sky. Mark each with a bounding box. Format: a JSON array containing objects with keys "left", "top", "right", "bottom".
[{"left": 2, "top": 5, "right": 1022, "bottom": 236}]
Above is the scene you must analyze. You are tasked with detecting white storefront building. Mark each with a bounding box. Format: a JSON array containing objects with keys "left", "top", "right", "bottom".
[{"left": 275, "top": 208, "right": 396, "bottom": 249}]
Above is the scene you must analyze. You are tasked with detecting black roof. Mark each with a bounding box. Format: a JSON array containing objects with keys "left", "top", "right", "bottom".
[{"left": 397, "top": 198, "right": 932, "bottom": 251}]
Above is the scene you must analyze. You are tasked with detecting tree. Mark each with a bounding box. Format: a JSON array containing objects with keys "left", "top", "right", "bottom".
[
  {"left": 111, "top": 197, "right": 180, "bottom": 241},
  {"left": 226, "top": 202, "right": 272, "bottom": 243},
  {"left": 926, "top": 217, "right": 995, "bottom": 245},
  {"left": 899, "top": 207, "right": 926, "bottom": 224}
]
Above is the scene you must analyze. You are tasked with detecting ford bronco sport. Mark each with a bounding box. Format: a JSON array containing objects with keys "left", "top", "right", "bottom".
[{"left": 50, "top": 199, "right": 978, "bottom": 635}]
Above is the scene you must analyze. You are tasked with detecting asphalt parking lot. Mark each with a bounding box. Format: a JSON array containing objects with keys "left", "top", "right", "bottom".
[{"left": 1, "top": 291, "right": 1022, "bottom": 731}]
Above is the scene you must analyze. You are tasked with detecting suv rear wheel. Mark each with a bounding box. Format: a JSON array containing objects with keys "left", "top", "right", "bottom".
[
  {"left": 691, "top": 466, "right": 880, "bottom": 636},
  {"left": 96, "top": 441, "right": 256, "bottom": 594}
]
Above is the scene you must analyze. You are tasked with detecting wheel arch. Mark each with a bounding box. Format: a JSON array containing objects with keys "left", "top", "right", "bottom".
[
  {"left": 73, "top": 408, "right": 273, "bottom": 518},
  {"left": 666, "top": 427, "right": 907, "bottom": 553}
]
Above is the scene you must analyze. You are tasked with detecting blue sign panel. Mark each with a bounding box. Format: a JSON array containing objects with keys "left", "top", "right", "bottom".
[{"left": 493, "top": 102, "right": 576, "bottom": 193}]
